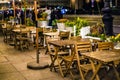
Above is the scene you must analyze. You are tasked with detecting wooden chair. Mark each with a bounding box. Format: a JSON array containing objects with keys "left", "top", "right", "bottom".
[
  {"left": 61, "top": 41, "right": 93, "bottom": 80},
  {"left": 47, "top": 38, "right": 69, "bottom": 73},
  {"left": 97, "top": 42, "right": 114, "bottom": 51},
  {"left": 14, "top": 29, "right": 32, "bottom": 51},
  {"left": 58, "top": 31, "right": 71, "bottom": 52},
  {"left": 2, "top": 23, "right": 13, "bottom": 43},
  {"left": 59, "top": 31, "right": 70, "bottom": 40},
  {"left": 97, "top": 42, "right": 120, "bottom": 66},
  {"left": 70, "top": 36, "right": 82, "bottom": 41}
]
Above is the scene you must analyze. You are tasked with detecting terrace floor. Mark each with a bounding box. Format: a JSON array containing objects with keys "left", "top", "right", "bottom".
[{"left": 0, "top": 34, "right": 120, "bottom": 80}]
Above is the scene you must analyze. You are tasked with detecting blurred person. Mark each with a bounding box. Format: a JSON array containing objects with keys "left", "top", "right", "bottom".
[{"left": 45, "top": 6, "right": 52, "bottom": 26}]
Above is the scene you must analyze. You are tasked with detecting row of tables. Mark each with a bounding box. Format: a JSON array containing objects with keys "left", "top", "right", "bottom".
[
  {"left": 1, "top": 24, "right": 60, "bottom": 49},
  {"left": 48, "top": 39, "right": 120, "bottom": 80},
  {"left": 1, "top": 23, "right": 120, "bottom": 79}
]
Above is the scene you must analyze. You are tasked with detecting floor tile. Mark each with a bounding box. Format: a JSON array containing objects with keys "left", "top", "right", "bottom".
[
  {"left": 0, "top": 72, "right": 26, "bottom": 80},
  {"left": 0, "top": 63, "right": 17, "bottom": 73}
]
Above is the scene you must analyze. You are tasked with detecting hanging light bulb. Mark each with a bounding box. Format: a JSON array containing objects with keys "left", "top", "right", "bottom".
[
  {"left": 86, "top": 0, "right": 90, "bottom": 3},
  {"left": 96, "top": 0, "right": 100, "bottom": 2}
]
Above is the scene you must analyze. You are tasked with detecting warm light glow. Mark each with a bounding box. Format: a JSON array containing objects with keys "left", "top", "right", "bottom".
[
  {"left": 86, "top": 0, "right": 90, "bottom": 3},
  {"left": 96, "top": 0, "right": 100, "bottom": 2},
  {"left": 71, "top": 0, "right": 75, "bottom": 3}
]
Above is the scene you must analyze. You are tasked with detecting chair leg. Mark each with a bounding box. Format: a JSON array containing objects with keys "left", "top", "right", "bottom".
[
  {"left": 64, "top": 61, "right": 74, "bottom": 77},
  {"left": 19, "top": 40, "right": 23, "bottom": 51},
  {"left": 49, "top": 55, "right": 57, "bottom": 72}
]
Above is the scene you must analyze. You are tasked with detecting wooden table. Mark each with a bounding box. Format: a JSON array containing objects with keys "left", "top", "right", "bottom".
[
  {"left": 81, "top": 50, "right": 120, "bottom": 80},
  {"left": 48, "top": 40, "right": 76, "bottom": 77}
]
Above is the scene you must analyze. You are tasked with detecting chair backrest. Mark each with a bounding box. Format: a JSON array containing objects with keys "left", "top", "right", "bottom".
[
  {"left": 46, "top": 38, "right": 59, "bottom": 54},
  {"left": 59, "top": 31, "right": 70, "bottom": 40},
  {"left": 97, "top": 42, "right": 114, "bottom": 51},
  {"left": 74, "top": 41, "right": 93, "bottom": 80},
  {"left": 75, "top": 41, "right": 92, "bottom": 53},
  {"left": 16, "top": 29, "right": 30, "bottom": 39},
  {"left": 70, "top": 36, "right": 82, "bottom": 41}
]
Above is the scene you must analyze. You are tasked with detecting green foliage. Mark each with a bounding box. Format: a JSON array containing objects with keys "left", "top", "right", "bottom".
[
  {"left": 109, "top": 34, "right": 120, "bottom": 42},
  {"left": 4, "top": 18, "right": 9, "bottom": 21},
  {"left": 41, "top": 12, "right": 48, "bottom": 19},
  {"left": 65, "top": 20, "right": 75, "bottom": 27},
  {"left": 75, "top": 17, "right": 89, "bottom": 36},
  {"left": 52, "top": 19, "right": 58, "bottom": 26},
  {"left": 65, "top": 17, "right": 89, "bottom": 36},
  {"left": 98, "top": 34, "right": 106, "bottom": 41},
  {"left": 26, "top": 18, "right": 34, "bottom": 26},
  {"left": 87, "top": 33, "right": 106, "bottom": 41}
]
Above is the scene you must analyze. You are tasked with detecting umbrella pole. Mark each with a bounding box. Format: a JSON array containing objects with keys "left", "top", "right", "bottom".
[{"left": 27, "top": 0, "right": 49, "bottom": 69}]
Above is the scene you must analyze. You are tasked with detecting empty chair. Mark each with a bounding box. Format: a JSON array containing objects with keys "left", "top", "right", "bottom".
[
  {"left": 59, "top": 31, "right": 70, "bottom": 40},
  {"left": 14, "top": 29, "right": 31, "bottom": 51},
  {"left": 97, "top": 42, "right": 114, "bottom": 51},
  {"left": 61, "top": 41, "right": 93, "bottom": 80},
  {"left": 70, "top": 36, "right": 82, "bottom": 41},
  {"left": 2, "top": 23, "right": 13, "bottom": 43},
  {"left": 47, "top": 39, "right": 69, "bottom": 74},
  {"left": 97, "top": 41, "right": 120, "bottom": 67}
]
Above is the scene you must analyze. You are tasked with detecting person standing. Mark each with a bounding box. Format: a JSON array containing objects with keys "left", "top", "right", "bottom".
[{"left": 45, "top": 7, "right": 52, "bottom": 26}]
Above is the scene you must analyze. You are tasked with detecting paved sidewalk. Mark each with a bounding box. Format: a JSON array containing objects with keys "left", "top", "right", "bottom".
[
  {"left": 0, "top": 36, "right": 120, "bottom": 80},
  {"left": 0, "top": 36, "right": 72, "bottom": 80}
]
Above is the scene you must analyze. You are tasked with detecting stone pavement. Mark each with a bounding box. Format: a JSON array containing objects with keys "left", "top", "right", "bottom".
[
  {"left": 0, "top": 35, "right": 120, "bottom": 80},
  {"left": 0, "top": 36, "right": 73, "bottom": 80}
]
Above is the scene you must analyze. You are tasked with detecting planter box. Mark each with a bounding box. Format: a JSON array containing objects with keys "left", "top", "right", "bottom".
[
  {"left": 57, "top": 23, "right": 65, "bottom": 31},
  {"left": 65, "top": 26, "right": 76, "bottom": 36},
  {"left": 38, "top": 21, "right": 48, "bottom": 27},
  {"left": 65, "top": 27, "right": 73, "bottom": 33},
  {"left": 80, "top": 26, "right": 90, "bottom": 38},
  {"left": 84, "top": 36, "right": 101, "bottom": 40}
]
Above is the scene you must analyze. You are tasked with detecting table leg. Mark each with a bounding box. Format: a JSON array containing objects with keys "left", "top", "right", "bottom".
[
  {"left": 56, "top": 55, "right": 64, "bottom": 77},
  {"left": 90, "top": 59, "right": 101, "bottom": 80},
  {"left": 49, "top": 47, "right": 59, "bottom": 73},
  {"left": 112, "top": 63, "right": 120, "bottom": 80},
  {"left": 49, "top": 53, "right": 57, "bottom": 71},
  {"left": 43, "top": 35, "right": 46, "bottom": 47}
]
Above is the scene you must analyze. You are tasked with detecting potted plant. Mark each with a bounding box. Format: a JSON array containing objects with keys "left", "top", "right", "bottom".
[
  {"left": 26, "top": 18, "right": 35, "bottom": 26},
  {"left": 109, "top": 34, "right": 120, "bottom": 49},
  {"left": 75, "top": 17, "right": 89, "bottom": 36},
  {"left": 65, "top": 17, "right": 89, "bottom": 36},
  {"left": 65, "top": 20, "right": 75, "bottom": 36},
  {"left": 56, "top": 19, "right": 68, "bottom": 31},
  {"left": 37, "top": 18, "right": 48, "bottom": 27}
]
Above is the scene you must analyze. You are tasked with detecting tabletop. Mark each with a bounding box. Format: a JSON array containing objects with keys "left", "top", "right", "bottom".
[
  {"left": 81, "top": 50, "right": 120, "bottom": 63},
  {"left": 48, "top": 40, "right": 76, "bottom": 47},
  {"left": 43, "top": 32, "right": 59, "bottom": 36}
]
